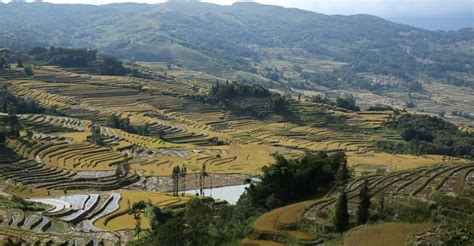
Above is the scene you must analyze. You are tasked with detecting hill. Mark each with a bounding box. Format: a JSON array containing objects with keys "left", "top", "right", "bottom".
[{"left": 0, "top": 2, "right": 473, "bottom": 90}]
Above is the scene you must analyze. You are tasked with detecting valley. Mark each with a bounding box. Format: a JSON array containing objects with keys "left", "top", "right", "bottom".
[{"left": 0, "top": 1, "right": 472, "bottom": 245}]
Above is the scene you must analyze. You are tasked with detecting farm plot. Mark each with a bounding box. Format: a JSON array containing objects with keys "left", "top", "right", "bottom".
[
  {"left": 27, "top": 193, "right": 122, "bottom": 232},
  {"left": 0, "top": 147, "right": 139, "bottom": 191},
  {"left": 0, "top": 208, "right": 118, "bottom": 245},
  {"left": 343, "top": 222, "right": 436, "bottom": 246},
  {"left": 250, "top": 163, "right": 473, "bottom": 246},
  {"left": 94, "top": 190, "right": 190, "bottom": 231},
  {"left": 249, "top": 199, "right": 325, "bottom": 245},
  {"left": 304, "top": 163, "right": 474, "bottom": 223},
  {"left": 6, "top": 138, "right": 126, "bottom": 171},
  {"left": 3, "top": 66, "right": 469, "bottom": 179}
]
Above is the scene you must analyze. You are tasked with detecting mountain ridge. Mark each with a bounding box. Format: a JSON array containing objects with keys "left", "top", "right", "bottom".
[{"left": 0, "top": 1, "right": 472, "bottom": 89}]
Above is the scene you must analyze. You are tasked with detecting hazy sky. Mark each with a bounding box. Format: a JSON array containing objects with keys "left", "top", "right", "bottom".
[{"left": 5, "top": 0, "right": 473, "bottom": 17}]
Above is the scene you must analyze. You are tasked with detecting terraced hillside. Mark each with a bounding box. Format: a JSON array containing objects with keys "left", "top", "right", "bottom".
[
  {"left": 246, "top": 162, "right": 474, "bottom": 245},
  {"left": 0, "top": 65, "right": 471, "bottom": 244},
  {"left": 2, "top": 66, "right": 460, "bottom": 176},
  {"left": 0, "top": 190, "right": 189, "bottom": 244},
  {"left": 0, "top": 145, "right": 139, "bottom": 190}
]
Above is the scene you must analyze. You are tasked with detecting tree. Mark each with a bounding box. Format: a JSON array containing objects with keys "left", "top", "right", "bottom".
[
  {"left": 115, "top": 162, "right": 129, "bottom": 178},
  {"left": 334, "top": 191, "right": 350, "bottom": 233},
  {"left": 357, "top": 179, "right": 371, "bottom": 224},
  {"left": 17, "top": 58, "right": 23, "bottom": 68},
  {"left": 336, "top": 160, "right": 351, "bottom": 187},
  {"left": 336, "top": 96, "right": 360, "bottom": 111},
  {"left": 154, "top": 217, "right": 186, "bottom": 246},
  {"left": 181, "top": 166, "right": 187, "bottom": 196},
  {"left": 98, "top": 57, "right": 127, "bottom": 75},
  {"left": 199, "top": 164, "right": 208, "bottom": 196},
  {"left": 6, "top": 115, "right": 20, "bottom": 137},
  {"left": 24, "top": 66, "right": 33, "bottom": 77},
  {"left": 184, "top": 198, "right": 213, "bottom": 246},
  {"left": 129, "top": 201, "right": 148, "bottom": 239},
  {"left": 145, "top": 205, "right": 173, "bottom": 232},
  {"left": 171, "top": 166, "right": 181, "bottom": 196},
  {"left": 88, "top": 122, "right": 104, "bottom": 146}
]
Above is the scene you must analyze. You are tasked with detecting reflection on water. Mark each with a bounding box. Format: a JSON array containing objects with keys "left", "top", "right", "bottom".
[{"left": 185, "top": 184, "right": 250, "bottom": 204}]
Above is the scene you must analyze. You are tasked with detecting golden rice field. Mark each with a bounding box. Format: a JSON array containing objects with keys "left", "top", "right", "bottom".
[
  {"left": 249, "top": 161, "right": 473, "bottom": 245},
  {"left": 3, "top": 66, "right": 458, "bottom": 178},
  {"left": 0, "top": 61, "right": 472, "bottom": 245},
  {"left": 3, "top": 184, "right": 84, "bottom": 198},
  {"left": 94, "top": 190, "right": 191, "bottom": 231},
  {"left": 252, "top": 199, "right": 321, "bottom": 243},
  {"left": 348, "top": 152, "right": 466, "bottom": 174}
]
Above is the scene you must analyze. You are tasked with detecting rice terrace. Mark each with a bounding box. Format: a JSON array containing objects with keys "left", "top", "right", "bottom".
[{"left": 0, "top": 1, "right": 473, "bottom": 245}]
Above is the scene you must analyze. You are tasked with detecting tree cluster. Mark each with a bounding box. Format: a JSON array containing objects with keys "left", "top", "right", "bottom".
[
  {"left": 0, "top": 115, "right": 21, "bottom": 140},
  {"left": 367, "top": 104, "right": 394, "bottom": 111},
  {"left": 209, "top": 81, "right": 272, "bottom": 99},
  {"left": 29, "top": 47, "right": 97, "bottom": 68},
  {"left": 311, "top": 94, "right": 360, "bottom": 112},
  {"left": 97, "top": 56, "right": 127, "bottom": 76},
  {"left": 380, "top": 114, "right": 474, "bottom": 158},
  {"left": 247, "top": 152, "right": 349, "bottom": 209},
  {"left": 202, "top": 81, "right": 290, "bottom": 119},
  {"left": 27, "top": 47, "right": 145, "bottom": 77},
  {"left": 131, "top": 196, "right": 261, "bottom": 246},
  {"left": 1, "top": 88, "right": 45, "bottom": 115},
  {"left": 106, "top": 115, "right": 149, "bottom": 135},
  {"left": 336, "top": 96, "right": 360, "bottom": 112}
]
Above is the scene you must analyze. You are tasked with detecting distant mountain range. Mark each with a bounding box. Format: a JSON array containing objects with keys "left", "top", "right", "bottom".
[{"left": 0, "top": 1, "right": 473, "bottom": 89}]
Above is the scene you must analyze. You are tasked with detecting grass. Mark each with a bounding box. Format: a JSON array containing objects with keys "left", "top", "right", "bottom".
[{"left": 343, "top": 222, "right": 436, "bottom": 246}]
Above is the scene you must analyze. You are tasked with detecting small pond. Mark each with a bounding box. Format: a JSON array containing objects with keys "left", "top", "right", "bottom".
[{"left": 185, "top": 184, "right": 250, "bottom": 204}]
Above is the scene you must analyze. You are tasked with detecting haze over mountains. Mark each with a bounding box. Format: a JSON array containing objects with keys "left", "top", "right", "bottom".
[
  {"left": 1, "top": 1, "right": 472, "bottom": 84},
  {"left": 2, "top": 0, "right": 472, "bottom": 30},
  {"left": 0, "top": 1, "right": 474, "bottom": 245}
]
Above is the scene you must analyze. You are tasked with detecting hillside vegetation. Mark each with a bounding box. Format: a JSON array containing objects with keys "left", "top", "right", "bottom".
[
  {"left": 0, "top": 2, "right": 472, "bottom": 89},
  {"left": 0, "top": 2, "right": 472, "bottom": 244}
]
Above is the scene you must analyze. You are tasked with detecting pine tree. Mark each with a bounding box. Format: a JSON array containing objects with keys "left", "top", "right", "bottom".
[
  {"left": 171, "top": 166, "right": 181, "bottom": 196},
  {"left": 334, "top": 191, "right": 350, "bottom": 233},
  {"left": 336, "top": 161, "right": 351, "bottom": 187},
  {"left": 181, "top": 166, "right": 187, "bottom": 196},
  {"left": 17, "top": 58, "right": 23, "bottom": 68},
  {"left": 357, "top": 179, "right": 371, "bottom": 225}
]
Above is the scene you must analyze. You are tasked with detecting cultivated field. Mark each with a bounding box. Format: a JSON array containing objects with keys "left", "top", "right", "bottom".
[
  {"left": 0, "top": 65, "right": 471, "bottom": 244},
  {"left": 247, "top": 162, "right": 474, "bottom": 245}
]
